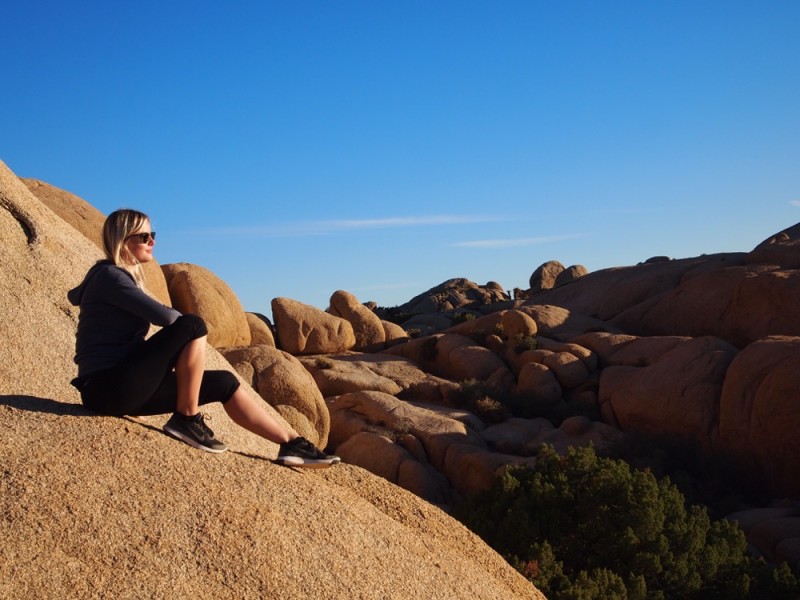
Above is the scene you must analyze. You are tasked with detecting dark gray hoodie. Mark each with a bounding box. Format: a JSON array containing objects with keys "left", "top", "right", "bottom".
[{"left": 68, "top": 260, "right": 181, "bottom": 379}]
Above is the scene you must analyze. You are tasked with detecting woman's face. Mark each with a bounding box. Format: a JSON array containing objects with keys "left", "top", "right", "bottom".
[{"left": 124, "top": 219, "right": 155, "bottom": 264}]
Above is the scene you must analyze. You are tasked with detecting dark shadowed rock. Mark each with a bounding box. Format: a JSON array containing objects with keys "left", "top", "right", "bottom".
[
  {"left": 598, "top": 336, "right": 737, "bottom": 448},
  {"left": 393, "top": 278, "right": 508, "bottom": 314},
  {"left": 747, "top": 222, "right": 800, "bottom": 269},
  {"left": 554, "top": 264, "right": 588, "bottom": 287},
  {"left": 717, "top": 336, "right": 800, "bottom": 497}
]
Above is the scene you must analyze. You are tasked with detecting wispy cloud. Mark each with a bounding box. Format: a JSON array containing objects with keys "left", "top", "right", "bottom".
[
  {"left": 184, "top": 215, "right": 506, "bottom": 237},
  {"left": 791, "top": 200, "right": 800, "bottom": 207},
  {"left": 450, "top": 233, "right": 588, "bottom": 248}
]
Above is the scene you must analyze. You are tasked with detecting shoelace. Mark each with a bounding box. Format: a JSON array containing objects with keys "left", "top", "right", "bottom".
[
  {"left": 192, "top": 413, "right": 216, "bottom": 437},
  {"left": 296, "top": 438, "right": 326, "bottom": 458}
]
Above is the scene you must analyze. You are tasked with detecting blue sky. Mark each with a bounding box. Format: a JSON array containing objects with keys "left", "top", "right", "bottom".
[{"left": 3, "top": 1, "right": 799, "bottom": 314}]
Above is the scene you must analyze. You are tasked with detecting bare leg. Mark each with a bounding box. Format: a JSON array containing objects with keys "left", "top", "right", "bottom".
[
  {"left": 223, "top": 387, "right": 296, "bottom": 444},
  {"left": 174, "top": 335, "right": 206, "bottom": 416}
]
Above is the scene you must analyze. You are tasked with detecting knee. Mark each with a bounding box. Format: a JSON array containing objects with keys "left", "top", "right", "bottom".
[
  {"left": 220, "top": 373, "right": 241, "bottom": 403},
  {"left": 176, "top": 314, "right": 208, "bottom": 339}
]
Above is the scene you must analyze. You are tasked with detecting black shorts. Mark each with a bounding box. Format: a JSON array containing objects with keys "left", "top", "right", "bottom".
[{"left": 78, "top": 314, "right": 240, "bottom": 417}]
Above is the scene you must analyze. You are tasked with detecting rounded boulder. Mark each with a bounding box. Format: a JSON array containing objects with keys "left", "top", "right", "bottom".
[
  {"left": 162, "top": 263, "right": 250, "bottom": 348},
  {"left": 271, "top": 297, "right": 355, "bottom": 355}
]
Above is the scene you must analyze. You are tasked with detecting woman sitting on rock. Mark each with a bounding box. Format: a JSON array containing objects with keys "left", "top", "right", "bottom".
[{"left": 68, "top": 208, "right": 339, "bottom": 468}]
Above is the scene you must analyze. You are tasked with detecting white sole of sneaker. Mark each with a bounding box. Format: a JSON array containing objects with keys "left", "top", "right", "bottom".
[
  {"left": 163, "top": 426, "right": 228, "bottom": 454},
  {"left": 274, "top": 457, "right": 340, "bottom": 468}
]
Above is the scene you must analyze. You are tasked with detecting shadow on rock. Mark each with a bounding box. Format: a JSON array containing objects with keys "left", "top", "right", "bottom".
[{"left": 0, "top": 394, "right": 93, "bottom": 416}]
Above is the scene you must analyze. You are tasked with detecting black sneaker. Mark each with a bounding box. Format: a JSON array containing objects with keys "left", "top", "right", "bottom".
[
  {"left": 163, "top": 412, "right": 228, "bottom": 454},
  {"left": 275, "top": 437, "right": 341, "bottom": 468}
]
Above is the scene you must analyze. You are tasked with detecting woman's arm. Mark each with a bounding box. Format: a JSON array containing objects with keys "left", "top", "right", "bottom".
[{"left": 98, "top": 265, "right": 182, "bottom": 326}]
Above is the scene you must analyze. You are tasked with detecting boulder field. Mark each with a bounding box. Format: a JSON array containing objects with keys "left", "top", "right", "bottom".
[{"left": 0, "top": 160, "right": 543, "bottom": 599}]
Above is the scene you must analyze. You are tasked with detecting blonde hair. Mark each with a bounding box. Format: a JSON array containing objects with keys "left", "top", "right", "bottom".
[{"left": 102, "top": 208, "right": 150, "bottom": 287}]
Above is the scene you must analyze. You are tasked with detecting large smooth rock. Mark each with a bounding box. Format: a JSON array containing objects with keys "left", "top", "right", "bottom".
[
  {"left": 162, "top": 262, "right": 250, "bottom": 348},
  {"left": 328, "top": 290, "right": 386, "bottom": 352},
  {"left": 298, "top": 356, "right": 403, "bottom": 397},
  {"left": 599, "top": 336, "right": 737, "bottom": 449},
  {"left": 526, "top": 255, "right": 747, "bottom": 323},
  {"left": 554, "top": 264, "right": 588, "bottom": 287},
  {"left": 336, "top": 431, "right": 452, "bottom": 505},
  {"left": 328, "top": 390, "right": 476, "bottom": 469},
  {"left": 221, "top": 345, "right": 330, "bottom": 448},
  {"left": 718, "top": 336, "right": 800, "bottom": 497},
  {"left": 271, "top": 297, "right": 355, "bottom": 355},
  {"left": 518, "top": 304, "right": 619, "bottom": 338},
  {"left": 245, "top": 312, "right": 276, "bottom": 347},
  {"left": 381, "top": 319, "right": 410, "bottom": 346},
  {"left": 516, "top": 362, "right": 562, "bottom": 410},
  {"left": 572, "top": 332, "right": 689, "bottom": 368},
  {"left": 501, "top": 309, "right": 538, "bottom": 339},
  {"left": 529, "top": 260, "right": 565, "bottom": 292},
  {"left": 384, "top": 334, "right": 511, "bottom": 384},
  {"left": 612, "top": 266, "right": 800, "bottom": 348},
  {"left": 747, "top": 223, "right": 800, "bottom": 269}
]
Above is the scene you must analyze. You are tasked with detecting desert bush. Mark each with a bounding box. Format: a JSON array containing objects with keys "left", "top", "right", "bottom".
[
  {"left": 471, "top": 395, "right": 509, "bottom": 425},
  {"left": 454, "top": 379, "right": 509, "bottom": 424},
  {"left": 377, "top": 307, "right": 419, "bottom": 325},
  {"left": 513, "top": 333, "right": 538, "bottom": 353},
  {"left": 451, "top": 311, "right": 477, "bottom": 324},
  {"left": 454, "top": 444, "right": 799, "bottom": 599}
]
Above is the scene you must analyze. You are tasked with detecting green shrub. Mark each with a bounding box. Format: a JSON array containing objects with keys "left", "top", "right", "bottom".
[
  {"left": 378, "top": 307, "right": 419, "bottom": 325},
  {"left": 454, "top": 444, "right": 799, "bottom": 599},
  {"left": 453, "top": 379, "right": 509, "bottom": 424},
  {"left": 471, "top": 395, "right": 509, "bottom": 425},
  {"left": 451, "top": 311, "right": 477, "bottom": 324},
  {"left": 513, "top": 333, "right": 538, "bottom": 353}
]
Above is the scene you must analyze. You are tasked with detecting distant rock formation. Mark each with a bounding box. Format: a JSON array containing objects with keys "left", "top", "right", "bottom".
[{"left": 392, "top": 277, "right": 509, "bottom": 315}]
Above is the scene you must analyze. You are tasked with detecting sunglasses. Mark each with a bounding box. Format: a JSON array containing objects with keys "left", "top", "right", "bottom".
[{"left": 125, "top": 231, "right": 156, "bottom": 244}]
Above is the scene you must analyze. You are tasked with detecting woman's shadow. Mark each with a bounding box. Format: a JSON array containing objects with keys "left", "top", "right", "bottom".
[
  {"left": 0, "top": 393, "right": 182, "bottom": 441},
  {"left": 0, "top": 394, "right": 95, "bottom": 416}
]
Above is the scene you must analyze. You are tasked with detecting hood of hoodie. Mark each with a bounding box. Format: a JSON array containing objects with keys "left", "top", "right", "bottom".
[{"left": 67, "top": 260, "right": 116, "bottom": 306}]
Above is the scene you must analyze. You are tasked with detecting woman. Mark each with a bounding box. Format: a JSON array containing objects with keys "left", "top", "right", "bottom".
[{"left": 68, "top": 208, "right": 339, "bottom": 468}]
